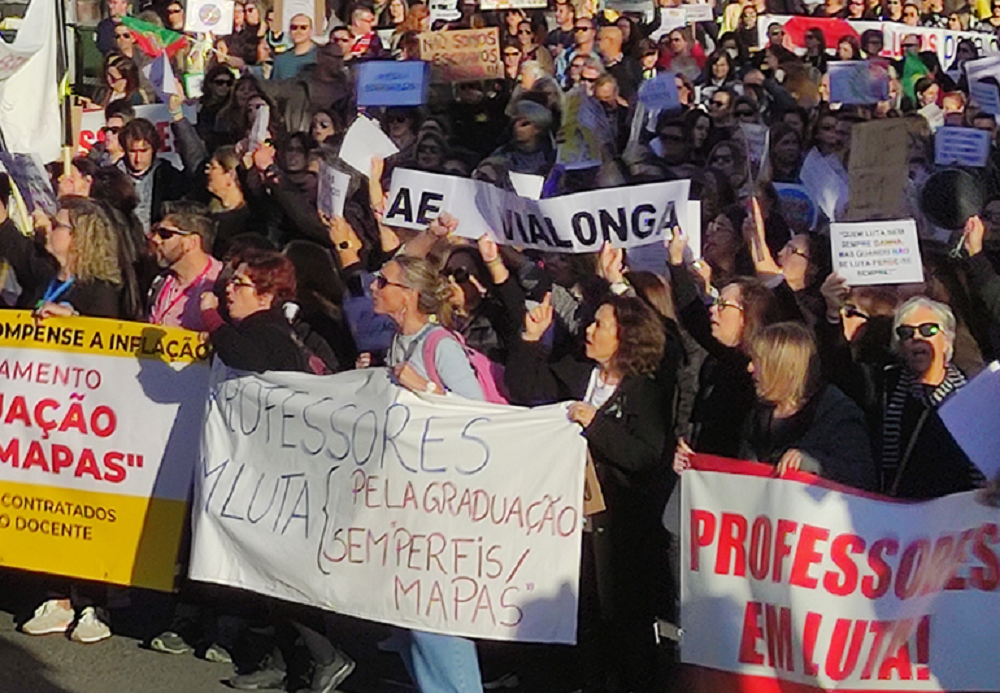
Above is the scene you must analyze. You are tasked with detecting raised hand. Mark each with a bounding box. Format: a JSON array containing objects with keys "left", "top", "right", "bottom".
[{"left": 523, "top": 291, "right": 554, "bottom": 342}]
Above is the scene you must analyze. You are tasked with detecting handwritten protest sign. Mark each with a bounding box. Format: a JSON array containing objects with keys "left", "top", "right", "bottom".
[
  {"left": 356, "top": 61, "right": 429, "bottom": 107},
  {"left": 935, "top": 126, "right": 991, "bottom": 167},
  {"left": 418, "top": 28, "right": 502, "bottom": 82},
  {"left": 830, "top": 219, "right": 924, "bottom": 286},
  {"left": 845, "top": 119, "right": 909, "bottom": 221},
  {"left": 682, "top": 454, "right": 1000, "bottom": 691},
  {"left": 683, "top": 3, "right": 714, "bottom": 22},
  {"left": 0, "top": 312, "right": 209, "bottom": 590},
  {"left": 385, "top": 168, "right": 690, "bottom": 253},
  {"left": 77, "top": 104, "right": 197, "bottom": 168},
  {"left": 191, "top": 365, "right": 587, "bottom": 643},
  {"left": 317, "top": 162, "right": 351, "bottom": 219},
  {"left": 828, "top": 60, "right": 890, "bottom": 104}
]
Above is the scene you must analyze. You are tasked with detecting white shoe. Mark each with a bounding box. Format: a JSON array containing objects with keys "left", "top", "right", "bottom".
[
  {"left": 70, "top": 607, "right": 111, "bottom": 644},
  {"left": 22, "top": 600, "right": 74, "bottom": 636}
]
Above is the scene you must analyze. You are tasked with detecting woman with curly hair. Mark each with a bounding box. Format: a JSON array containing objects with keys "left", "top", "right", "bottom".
[
  {"left": 505, "top": 292, "right": 677, "bottom": 693},
  {"left": 0, "top": 195, "right": 127, "bottom": 318}
]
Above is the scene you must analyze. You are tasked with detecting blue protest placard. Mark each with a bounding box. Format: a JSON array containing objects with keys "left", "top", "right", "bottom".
[{"left": 355, "top": 61, "right": 429, "bottom": 107}]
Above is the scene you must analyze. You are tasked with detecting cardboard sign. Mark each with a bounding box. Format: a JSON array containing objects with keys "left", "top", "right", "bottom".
[
  {"left": 828, "top": 60, "right": 890, "bottom": 105},
  {"left": 418, "top": 28, "right": 502, "bottom": 82},
  {"left": 339, "top": 115, "right": 399, "bottom": 176},
  {"left": 184, "top": 0, "right": 235, "bottom": 35},
  {"left": 0, "top": 153, "right": 55, "bottom": 215},
  {"left": 935, "top": 126, "right": 991, "bottom": 168},
  {"left": 845, "top": 119, "right": 909, "bottom": 222},
  {"left": 317, "top": 162, "right": 351, "bottom": 219},
  {"left": 830, "top": 218, "right": 924, "bottom": 286},
  {"left": 355, "top": 61, "right": 429, "bottom": 107},
  {"left": 76, "top": 104, "right": 197, "bottom": 168}
]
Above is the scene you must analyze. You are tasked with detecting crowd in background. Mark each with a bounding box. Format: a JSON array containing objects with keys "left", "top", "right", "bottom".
[{"left": 2, "top": 0, "right": 1000, "bottom": 690}]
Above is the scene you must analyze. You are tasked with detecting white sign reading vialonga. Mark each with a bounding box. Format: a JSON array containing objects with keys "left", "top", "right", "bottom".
[
  {"left": 385, "top": 168, "right": 690, "bottom": 253},
  {"left": 830, "top": 219, "right": 924, "bottom": 286},
  {"left": 191, "top": 366, "right": 587, "bottom": 643}
]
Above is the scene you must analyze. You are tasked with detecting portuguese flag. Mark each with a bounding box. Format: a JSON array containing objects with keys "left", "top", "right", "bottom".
[{"left": 120, "top": 16, "right": 188, "bottom": 58}]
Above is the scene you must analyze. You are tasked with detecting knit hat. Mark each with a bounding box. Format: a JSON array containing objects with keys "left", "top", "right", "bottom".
[
  {"left": 511, "top": 99, "right": 553, "bottom": 132},
  {"left": 919, "top": 168, "right": 985, "bottom": 230}
]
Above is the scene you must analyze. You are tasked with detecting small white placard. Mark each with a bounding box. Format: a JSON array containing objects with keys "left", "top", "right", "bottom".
[
  {"left": 830, "top": 219, "right": 924, "bottom": 286},
  {"left": 935, "top": 126, "right": 991, "bottom": 168},
  {"left": 339, "top": 116, "right": 399, "bottom": 177}
]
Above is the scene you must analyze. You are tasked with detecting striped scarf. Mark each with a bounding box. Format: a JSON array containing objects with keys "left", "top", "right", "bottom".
[{"left": 881, "top": 364, "right": 966, "bottom": 490}]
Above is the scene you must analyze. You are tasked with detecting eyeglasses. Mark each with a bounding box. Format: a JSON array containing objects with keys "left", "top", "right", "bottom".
[
  {"left": 102, "top": 125, "right": 121, "bottom": 135},
  {"left": 580, "top": 75, "right": 597, "bottom": 82},
  {"left": 895, "top": 322, "right": 941, "bottom": 340},
  {"left": 213, "top": 77, "right": 234, "bottom": 86},
  {"left": 518, "top": 28, "right": 533, "bottom": 35},
  {"left": 574, "top": 25, "right": 593, "bottom": 32},
  {"left": 504, "top": 51, "right": 521, "bottom": 57},
  {"left": 373, "top": 271, "right": 410, "bottom": 290},
  {"left": 710, "top": 99, "right": 728, "bottom": 107},
  {"left": 115, "top": 32, "right": 132, "bottom": 39},
  {"left": 152, "top": 224, "right": 193, "bottom": 240},
  {"left": 712, "top": 296, "right": 744, "bottom": 312}
]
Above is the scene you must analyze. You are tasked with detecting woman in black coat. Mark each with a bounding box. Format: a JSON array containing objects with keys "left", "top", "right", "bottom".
[{"left": 505, "top": 292, "right": 682, "bottom": 693}]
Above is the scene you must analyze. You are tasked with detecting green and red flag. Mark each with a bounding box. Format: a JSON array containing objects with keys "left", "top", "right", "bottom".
[{"left": 119, "top": 16, "right": 188, "bottom": 59}]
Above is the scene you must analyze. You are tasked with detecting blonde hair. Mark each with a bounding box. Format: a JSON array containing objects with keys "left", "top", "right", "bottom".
[
  {"left": 392, "top": 255, "right": 453, "bottom": 326},
  {"left": 61, "top": 196, "right": 122, "bottom": 285},
  {"left": 748, "top": 322, "right": 821, "bottom": 407}
]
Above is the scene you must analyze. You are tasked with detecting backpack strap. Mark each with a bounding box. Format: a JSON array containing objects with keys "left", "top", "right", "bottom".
[{"left": 421, "top": 327, "right": 459, "bottom": 392}]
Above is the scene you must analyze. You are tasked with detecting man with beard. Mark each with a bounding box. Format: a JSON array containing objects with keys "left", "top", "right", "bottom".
[{"left": 147, "top": 203, "right": 223, "bottom": 330}]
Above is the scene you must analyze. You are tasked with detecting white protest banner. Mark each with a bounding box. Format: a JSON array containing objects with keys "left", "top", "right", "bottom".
[
  {"left": 385, "top": 168, "right": 690, "bottom": 254},
  {"left": 935, "top": 126, "right": 991, "bottom": 168},
  {"left": 830, "top": 219, "right": 924, "bottom": 286},
  {"left": 184, "top": 0, "right": 235, "bottom": 35},
  {"left": 317, "top": 162, "right": 351, "bottom": 219},
  {"left": 190, "top": 366, "right": 586, "bottom": 643},
  {"left": 939, "top": 361, "right": 1000, "bottom": 480},
  {"left": 918, "top": 103, "right": 945, "bottom": 133},
  {"left": 274, "top": 0, "right": 326, "bottom": 36},
  {"left": 828, "top": 60, "right": 890, "bottom": 105},
  {"left": 428, "top": 0, "right": 462, "bottom": 23},
  {"left": 0, "top": 311, "right": 209, "bottom": 591},
  {"left": 608, "top": 0, "right": 655, "bottom": 14},
  {"left": 356, "top": 61, "right": 429, "bottom": 107},
  {"left": 681, "top": 454, "right": 1000, "bottom": 691},
  {"left": 339, "top": 115, "right": 399, "bottom": 176},
  {"left": 77, "top": 104, "right": 197, "bottom": 168}
]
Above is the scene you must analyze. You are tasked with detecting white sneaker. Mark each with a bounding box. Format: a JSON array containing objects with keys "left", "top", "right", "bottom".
[
  {"left": 22, "top": 600, "right": 74, "bottom": 636},
  {"left": 69, "top": 607, "right": 111, "bottom": 644}
]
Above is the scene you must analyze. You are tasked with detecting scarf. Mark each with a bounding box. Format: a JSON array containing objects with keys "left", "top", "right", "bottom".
[{"left": 881, "top": 363, "right": 966, "bottom": 490}]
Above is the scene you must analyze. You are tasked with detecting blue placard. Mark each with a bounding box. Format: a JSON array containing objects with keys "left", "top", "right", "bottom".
[{"left": 356, "top": 60, "right": 429, "bottom": 108}]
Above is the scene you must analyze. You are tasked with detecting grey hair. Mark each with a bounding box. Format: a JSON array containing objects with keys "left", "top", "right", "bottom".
[{"left": 892, "top": 295, "right": 956, "bottom": 361}]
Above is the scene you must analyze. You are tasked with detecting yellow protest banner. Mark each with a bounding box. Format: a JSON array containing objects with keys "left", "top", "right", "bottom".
[{"left": 0, "top": 311, "right": 210, "bottom": 591}]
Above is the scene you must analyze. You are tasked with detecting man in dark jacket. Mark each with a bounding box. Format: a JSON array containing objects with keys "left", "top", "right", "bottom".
[{"left": 118, "top": 118, "right": 190, "bottom": 233}]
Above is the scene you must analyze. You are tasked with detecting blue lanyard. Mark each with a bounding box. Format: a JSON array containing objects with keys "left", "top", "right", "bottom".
[{"left": 38, "top": 277, "right": 74, "bottom": 308}]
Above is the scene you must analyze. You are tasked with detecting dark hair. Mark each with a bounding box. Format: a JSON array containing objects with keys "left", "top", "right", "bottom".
[
  {"left": 625, "top": 270, "right": 676, "bottom": 320},
  {"left": 90, "top": 165, "right": 138, "bottom": 215},
  {"left": 726, "top": 276, "right": 776, "bottom": 349},
  {"left": 162, "top": 200, "right": 217, "bottom": 251},
  {"left": 237, "top": 248, "right": 297, "bottom": 303},
  {"left": 120, "top": 117, "right": 162, "bottom": 152},
  {"left": 103, "top": 53, "right": 141, "bottom": 95},
  {"left": 104, "top": 99, "right": 135, "bottom": 123},
  {"left": 283, "top": 240, "right": 345, "bottom": 317},
  {"left": 70, "top": 156, "right": 100, "bottom": 181},
  {"left": 605, "top": 295, "right": 666, "bottom": 379}
]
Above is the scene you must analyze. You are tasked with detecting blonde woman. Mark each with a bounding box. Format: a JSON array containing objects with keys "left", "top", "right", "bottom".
[
  {"left": 0, "top": 195, "right": 126, "bottom": 319},
  {"left": 741, "top": 321, "right": 877, "bottom": 490}
]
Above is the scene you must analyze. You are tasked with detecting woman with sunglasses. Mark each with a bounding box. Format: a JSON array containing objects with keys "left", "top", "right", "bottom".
[
  {"left": 196, "top": 65, "right": 236, "bottom": 150},
  {"left": 366, "top": 254, "right": 486, "bottom": 693},
  {"left": 516, "top": 19, "right": 554, "bottom": 74},
  {"left": 0, "top": 195, "right": 128, "bottom": 319},
  {"left": 94, "top": 54, "right": 152, "bottom": 109}
]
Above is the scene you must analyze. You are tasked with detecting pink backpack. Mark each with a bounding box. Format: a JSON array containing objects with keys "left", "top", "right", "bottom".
[{"left": 422, "top": 328, "right": 508, "bottom": 404}]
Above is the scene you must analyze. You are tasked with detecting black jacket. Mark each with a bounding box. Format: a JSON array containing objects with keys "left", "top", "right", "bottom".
[
  {"left": 0, "top": 219, "right": 123, "bottom": 318},
  {"left": 206, "top": 306, "right": 311, "bottom": 373}
]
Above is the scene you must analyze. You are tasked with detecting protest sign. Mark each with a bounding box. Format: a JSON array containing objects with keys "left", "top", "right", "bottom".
[
  {"left": 0, "top": 153, "right": 56, "bottom": 215},
  {"left": 918, "top": 103, "right": 945, "bottom": 133},
  {"left": 0, "top": 311, "right": 209, "bottom": 591},
  {"left": 828, "top": 60, "right": 890, "bottom": 104},
  {"left": 184, "top": 0, "right": 235, "bottom": 35},
  {"left": 558, "top": 88, "right": 611, "bottom": 170},
  {"left": 317, "top": 162, "right": 351, "bottom": 219},
  {"left": 77, "top": 104, "right": 197, "bottom": 168},
  {"left": 479, "top": 0, "right": 547, "bottom": 8},
  {"left": 683, "top": 3, "right": 714, "bottom": 23},
  {"left": 428, "top": 0, "right": 461, "bottom": 23},
  {"left": 935, "top": 127, "right": 991, "bottom": 168},
  {"left": 339, "top": 115, "right": 399, "bottom": 176},
  {"left": 970, "top": 79, "right": 1000, "bottom": 115},
  {"left": 637, "top": 72, "right": 681, "bottom": 112},
  {"left": 385, "top": 168, "right": 690, "bottom": 253},
  {"left": 830, "top": 219, "right": 924, "bottom": 286},
  {"left": 739, "top": 123, "right": 769, "bottom": 181},
  {"left": 650, "top": 8, "right": 687, "bottom": 40},
  {"left": 356, "top": 61, "right": 429, "bottom": 107},
  {"left": 419, "top": 28, "right": 503, "bottom": 82},
  {"left": 607, "top": 0, "right": 655, "bottom": 14},
  {"left": 190, "top": 365, "right": 586, "bottom": 643},
  {"left": 845, "top": 119, "right": 909, "bottom": 221},
  {"left": 274, "top": 0, "right": 326, "bottom": 35},
  {"left": 681, "top": 454, "right": 1000, "bottom": 691},
  {"left": 774, "top": 183, "right": 819, "bottom": 232},
  {"left": 939, "top": 361, "right": 1000, "bottom": 480},
  {"left": 800, "top": 151, "right": 847, "bottom": 222}
]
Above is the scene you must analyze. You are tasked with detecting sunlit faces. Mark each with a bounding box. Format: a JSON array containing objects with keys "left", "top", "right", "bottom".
[
  {"left": 226, "top": 264, "right": 271, "bottom": 320},
  {"left": 896, "top": 304, "right": 950, "bottom": 379},
  {"left": 126, "top": 138, "right": 155, "bottom": 175},
  {"left": 44, "top": 210, "right": 74, "bottom": 264},
  {"left": 370, "top": 261, "right": 412, "bottom": 316}
]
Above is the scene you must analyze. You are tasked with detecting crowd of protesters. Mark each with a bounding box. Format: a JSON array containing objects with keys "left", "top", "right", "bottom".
[{"left": 2, "top": 0, "right": 1000, "bottom": 690}]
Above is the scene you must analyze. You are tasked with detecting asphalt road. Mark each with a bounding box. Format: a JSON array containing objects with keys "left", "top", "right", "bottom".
[{"left": 0, "top": 569, "right": 575, "bottom": 693}]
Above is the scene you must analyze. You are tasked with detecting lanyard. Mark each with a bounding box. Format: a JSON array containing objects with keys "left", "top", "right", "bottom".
[
  {"left": 152, "top": 262, "right": 213, "bottom": 324},
  {"left": 38, "top": 277, "right": 74, "bottom": 308}
]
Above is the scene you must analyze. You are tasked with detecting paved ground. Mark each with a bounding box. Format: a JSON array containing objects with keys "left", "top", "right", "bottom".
[{"left": 0, "top": 569, "right": 576, "bottom": 693}]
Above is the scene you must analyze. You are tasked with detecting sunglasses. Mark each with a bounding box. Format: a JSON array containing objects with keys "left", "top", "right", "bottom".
[
  {"left": 373, "top": 271, "right": 409, "bottom": 290},
  {"left": 213, "top": 77, "right": 234, "bottom": 86},
  {"left": 895, "top": 323, "right": 941, "bottom": 340},
  {"left": 102, "top": 125, "right": 121, "bottom": 134},
  {"left": 574, "top": 25, "right": 592, "bottom": 32},
  {"left": 504, "top": 51, "right": 521, "bottom": 57},
  {"left": 116, "top": 32, "right": 132, "bottom": 38},
  {"left": 712, "top": 296, "right": 744, "bottom": 312},
  {"left": 290, "top": 23, "right": 310, "bottom": 29},
  {"left": 152, "top": 225, "right": 193, "bottom": 240}
]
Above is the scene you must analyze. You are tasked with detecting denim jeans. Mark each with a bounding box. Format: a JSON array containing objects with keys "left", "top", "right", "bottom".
[{"left": 396, "top": 629, "right": 483, "bottom": 693}]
